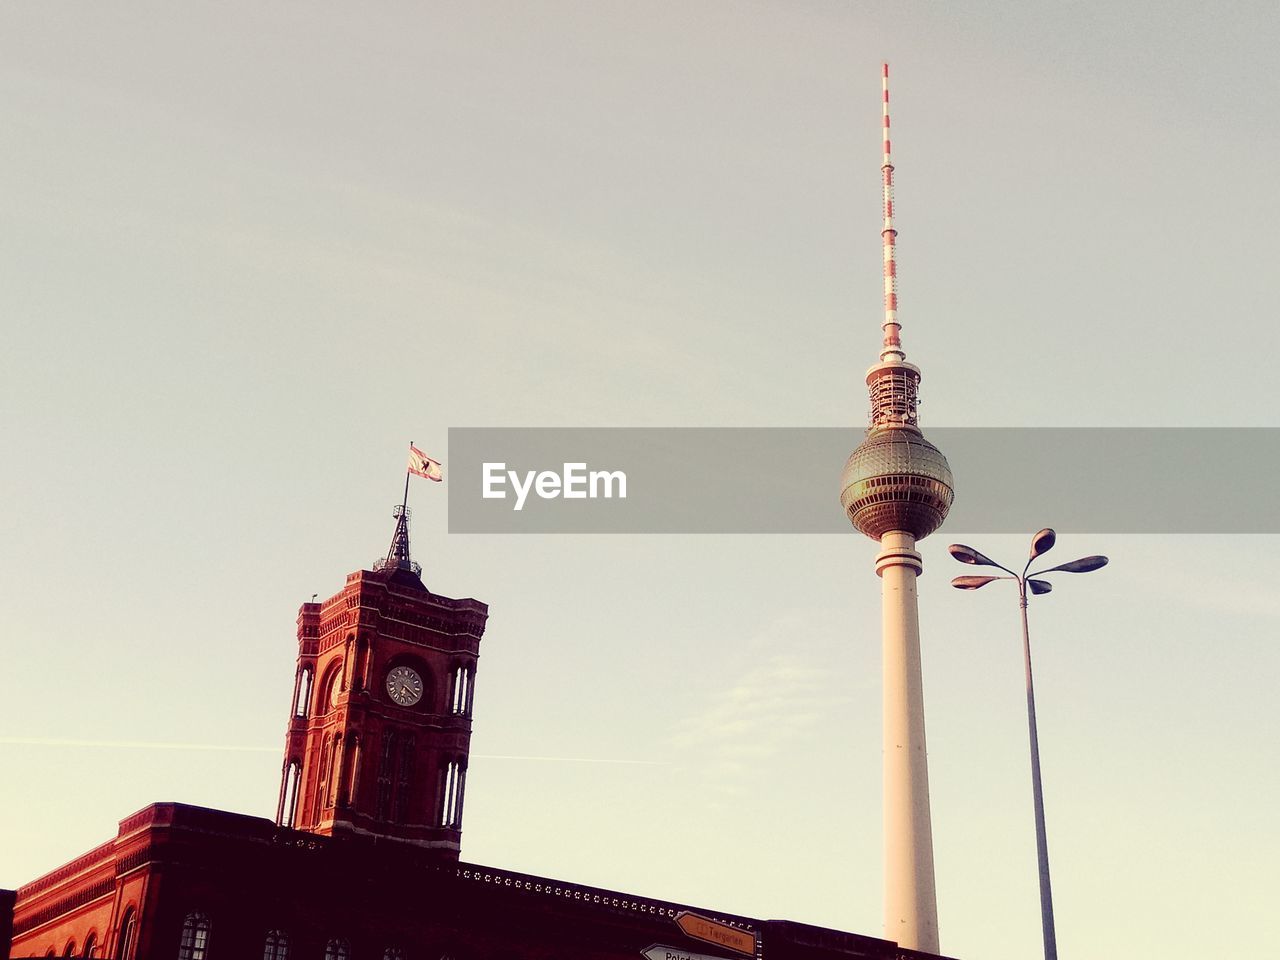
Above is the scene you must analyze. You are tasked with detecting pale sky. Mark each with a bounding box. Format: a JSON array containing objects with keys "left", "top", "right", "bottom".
[{"left": 2, "top": 4, "right": 1279, "bottom": 960}]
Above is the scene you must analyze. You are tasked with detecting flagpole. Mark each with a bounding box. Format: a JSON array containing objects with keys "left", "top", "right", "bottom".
[
  {"left": 382, "top": 442, "right": 418, "bottom": 573},
  {"left": 402, "top": 441, "right": 413, "bottom": 511}
]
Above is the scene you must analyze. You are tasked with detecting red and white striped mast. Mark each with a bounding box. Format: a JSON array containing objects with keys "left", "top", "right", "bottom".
[{"left": 880, "top": 62, "right": 906, "bottom": 366}]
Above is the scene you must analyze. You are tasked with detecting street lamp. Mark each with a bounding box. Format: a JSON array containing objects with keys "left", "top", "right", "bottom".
[{"left": 948, "top": 529, "right": 1107, "bottom": 960}]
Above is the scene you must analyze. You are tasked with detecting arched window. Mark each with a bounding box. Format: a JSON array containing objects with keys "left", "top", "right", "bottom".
[
  {"left": 294, "top": 666, "right": 314, "bottom": 718},
  {"left": 263, "top": 929, "right": 289, "bottom": 960},
  {"left": 376, "top": 731, "right": 397, "bottom": 820},
  {"left": 344, "top": 735, "right": 361, "bottom": 807},
  {"left": 325, "top": 733, "right": 343, "bottom": 809},
  {"left": 324, "top": 938, "right": 351, "bottom": 960},
  {"left": 354, "top": 636, "right": 369, "bottom": 692},
  {"left": 394, "top": 735, "right": 415, "bottom": 822},
  {"left": 117, "top": 908, "right": 138, "bottom": 960},
  {"left": 439, "top": 758, "right": 466, "bottom": 827},
  {"left": 62, "top": 938, "right": 76, "bottom": 956},
  {"left": 82, "top": 932, "right": 98, "bottom": 957},
  {"left": 450, "top": 664, "right": 475, "bottom": 716},
  {"left": 178, "top": 911, "right": 211, "bottom": 960},
  {"left": 316, "top": 737, "right": 334, "bottom": 820},
  {"left": 463, "top": 665, "right": 475, "bottom": 716},
  {"left": 278, "top": 759, "right": 301, "bottom": 828}
]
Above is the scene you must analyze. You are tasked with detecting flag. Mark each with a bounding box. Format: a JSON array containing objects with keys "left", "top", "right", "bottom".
[{"left": 408, "top": 445, "right": 443, "bottom": 482}]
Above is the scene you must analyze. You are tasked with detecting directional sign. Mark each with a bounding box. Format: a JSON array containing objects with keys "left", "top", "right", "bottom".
[
  {"left": 673, "top": 911, "right": 756, "bottom": 957},
  {"left": 641, "top": 944, "right": 732, "bottom": 960}
]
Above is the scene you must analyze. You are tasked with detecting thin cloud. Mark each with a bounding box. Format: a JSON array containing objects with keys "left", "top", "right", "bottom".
[
  {"left": 0, "top": 737, "right": 662, "bottom": 765},
  {"left": 471, "top": 754, "right": 665, "bottom": 765},
  {"left": 668, "top": 623, "right": 852, "bottom": 800},
  {"left": 0, "top": 737, "right": 278, "bottom": 753}
]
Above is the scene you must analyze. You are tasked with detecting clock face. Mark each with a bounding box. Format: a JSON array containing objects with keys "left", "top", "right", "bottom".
[{"left": 385, "top": 665, "right": 424, "bottom": 707}]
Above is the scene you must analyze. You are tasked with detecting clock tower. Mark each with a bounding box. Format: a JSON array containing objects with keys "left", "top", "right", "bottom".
[{"left": 275, "top": 505, "right": 488, "bottom": 857}]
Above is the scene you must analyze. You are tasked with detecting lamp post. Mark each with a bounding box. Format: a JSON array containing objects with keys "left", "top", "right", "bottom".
[{"left": 947, "top": 529, "right": 1107, "bottom": 960}]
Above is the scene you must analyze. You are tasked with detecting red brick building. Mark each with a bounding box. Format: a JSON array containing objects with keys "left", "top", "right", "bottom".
[
  {"left": 7, "top": 801, "right": 931, "bottom": 960},
  {"left": 2, "top": 513, "right": 956, "bottom": 960}
]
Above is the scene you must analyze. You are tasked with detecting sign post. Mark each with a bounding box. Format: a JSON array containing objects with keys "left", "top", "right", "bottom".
[
  {"left": 642, "top": 945, "right": 734, "bottom": 960},
  {"left": 673, "top": 912, "right": 756, "bottom": 957}
]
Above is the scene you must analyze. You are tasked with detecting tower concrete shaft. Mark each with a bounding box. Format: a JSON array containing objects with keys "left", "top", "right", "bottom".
[{"left": 876, "top": 532, "right": 939, "bottom": 955}]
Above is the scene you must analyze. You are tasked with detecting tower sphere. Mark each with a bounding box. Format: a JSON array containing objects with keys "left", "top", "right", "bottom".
[{"left": 840, "top": 429, "right": 954, "bottom": 541}]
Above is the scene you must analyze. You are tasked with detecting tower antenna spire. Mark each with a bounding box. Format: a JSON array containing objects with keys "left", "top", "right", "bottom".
[
  {"left": 863, "top": 62, "right": 922, "bottom": 433},
  {"left": 880, "top": 62, "right": 905, "bottom": 363}
]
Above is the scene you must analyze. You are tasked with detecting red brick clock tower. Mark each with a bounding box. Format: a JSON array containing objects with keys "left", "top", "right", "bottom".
[{"left": 275, "top": 505, "right": 488, "bottom": 857}]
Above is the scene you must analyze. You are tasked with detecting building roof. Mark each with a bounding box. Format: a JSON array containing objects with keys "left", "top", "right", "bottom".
[{"left": 6, "top": 802, "right": 954, "bottom": 960}]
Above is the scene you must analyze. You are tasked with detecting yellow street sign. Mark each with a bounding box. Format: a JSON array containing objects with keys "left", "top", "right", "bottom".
[{"left": 673, "top": 911, "right": 755, "bottom": 957}]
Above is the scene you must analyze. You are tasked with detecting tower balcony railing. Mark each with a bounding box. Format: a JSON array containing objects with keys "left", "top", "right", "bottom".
[{"left": 374, "top": 557, "right": 423, "bottom": 576}]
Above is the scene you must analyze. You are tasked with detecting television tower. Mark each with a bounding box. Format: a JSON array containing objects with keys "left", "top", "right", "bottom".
[{"left": 839, "top": 63, "right": 954, "bottom": 955}]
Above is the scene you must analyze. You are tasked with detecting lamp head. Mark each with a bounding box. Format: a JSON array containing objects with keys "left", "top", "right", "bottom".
[
  {"left": 952, "top": 575, "right": 1002, "bottom": 590},
  {"left": 1028, "top": 578, "right": 1053, "bottom": 595},
  {"left": 948, "top": 544, "right": 999, "bottom": 567},
  {"left": 1029, "top": 528, "right": 1057, "bottom": 560},
  {"left": 1036, "top": 555, "right": 1109, "bottom": 575}
]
